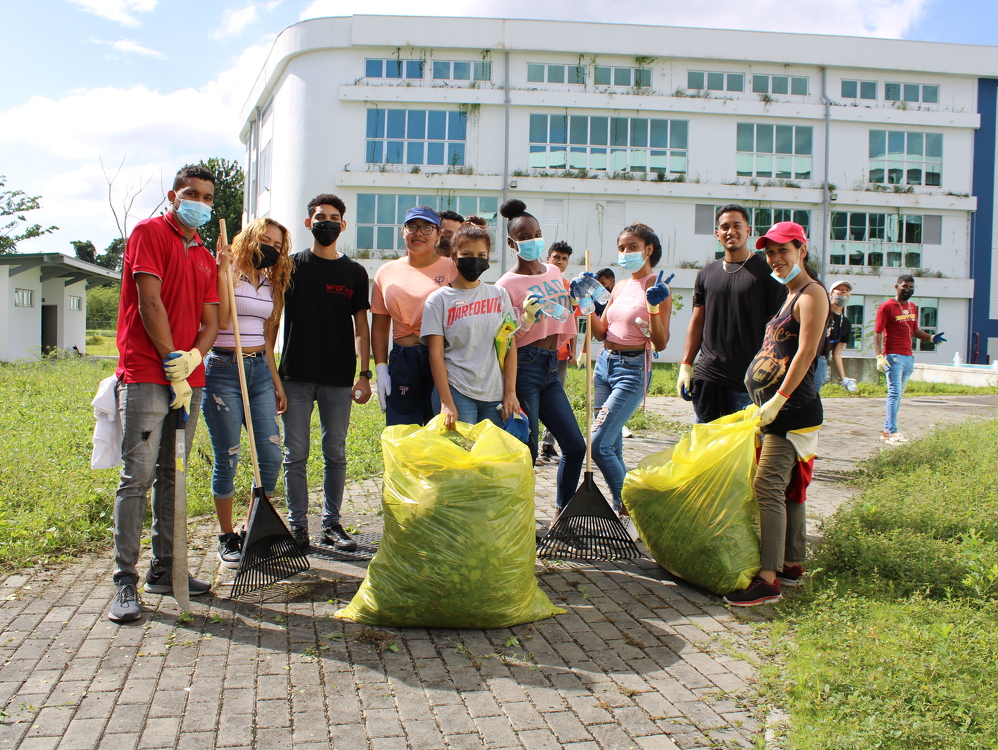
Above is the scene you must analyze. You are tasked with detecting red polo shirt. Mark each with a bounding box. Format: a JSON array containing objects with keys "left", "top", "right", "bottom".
[
  {"left": 875, "top": 298, "right": 918, "bottom": 356},
  {"left": 116, "top": 212, "right": 219, "bottom": 386}
]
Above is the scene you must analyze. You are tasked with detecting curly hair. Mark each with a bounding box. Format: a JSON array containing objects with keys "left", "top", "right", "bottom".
[
  {"left": 452, "top": 216, "right": 491, "bottom": 253},
  {"left": 228, "top": 217, "right": 292, "bottom": 326}
]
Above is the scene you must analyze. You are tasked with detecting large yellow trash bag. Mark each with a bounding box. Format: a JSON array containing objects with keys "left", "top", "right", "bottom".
[
  {"left": 336, "top": 415, "right": 565, "bottom": 628},
  {"left": 622, "top": 408, "right": 761, "bottom": 595}
]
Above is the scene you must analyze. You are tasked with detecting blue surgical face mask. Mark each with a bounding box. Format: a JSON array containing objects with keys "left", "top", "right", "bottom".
[
  {"left": 617, "top": 252, "right": 646, "bottom": 272},
  {"left": 771, "top": 263, "right": 802, "bottom": 285},
  {"left": 515, "top": 238, "right": 545, "bottom": 261},
  {"left": 176, "top": 199, "right": 212, "bottom": 229}
]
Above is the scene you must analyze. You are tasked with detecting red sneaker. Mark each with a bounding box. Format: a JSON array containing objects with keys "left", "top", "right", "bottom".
[
  {"left": 723, "top": 576, "right": 782, "bottom": 606},
  {"left": 777, "top": 564, "right": 804, "bottom": 588}
]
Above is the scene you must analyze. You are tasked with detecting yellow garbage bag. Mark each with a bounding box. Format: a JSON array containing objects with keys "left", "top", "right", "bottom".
[
  {"left": 622, "top": 407, "right": 761, "bottom": 595},
  {"left": 336, "top": 415, "right": 565, "bottom": 628}
]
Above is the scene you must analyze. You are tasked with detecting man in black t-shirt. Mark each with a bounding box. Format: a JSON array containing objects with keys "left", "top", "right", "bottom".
[
  {"left": 280, "top": 194, "right": 371, "bottom": 551},
  {"left": 677, "top": 204, "right": 786, "bottom": 423}
]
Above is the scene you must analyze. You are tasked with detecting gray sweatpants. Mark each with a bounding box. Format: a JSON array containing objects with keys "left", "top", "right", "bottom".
[{"left": 754, "top": 432, "right": 808, "bottom": 572}]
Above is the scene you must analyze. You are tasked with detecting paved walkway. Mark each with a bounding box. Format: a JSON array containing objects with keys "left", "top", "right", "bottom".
[{"left": 0, "top": 396, "right": 995, "bottom": 750}]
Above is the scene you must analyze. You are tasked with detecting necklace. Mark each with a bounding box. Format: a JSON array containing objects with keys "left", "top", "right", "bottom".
[{"left": 722, "top": 256, "right": 750, "bottom": 274}]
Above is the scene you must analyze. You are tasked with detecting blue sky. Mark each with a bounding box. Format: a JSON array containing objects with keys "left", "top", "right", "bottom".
[{"left": 1, "top": 0, "right": 994, "bottom": 256}]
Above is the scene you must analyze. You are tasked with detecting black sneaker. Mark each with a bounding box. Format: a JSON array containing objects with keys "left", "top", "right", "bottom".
[
  {"left": 322, "top": 524, "right": 358, "bottom": 552},
  {"left": 217, "top": 533, "right": 242, "bottom": 570},
  {"left": 144, "top": 567, "right": 212, "bottom": 596},
  {"left": 723, "top": 576, "right": 782, "bottom": 607},
  {"left": 290, "top": 525, "right": 310, "bottom": 551},
  {"left": 777, "top": 563, "right": 804, "bottom": 588},
  {"left": 108, "top": 576, "right": 141, "bottom": 623},
  {"left": 540, "top": 444, "right": 559, "bottom": 461}
]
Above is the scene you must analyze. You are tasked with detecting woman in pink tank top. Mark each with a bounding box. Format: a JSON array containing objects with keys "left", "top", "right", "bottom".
[{"left": 580, "top": 224, "right": 672, "bottom": 515}]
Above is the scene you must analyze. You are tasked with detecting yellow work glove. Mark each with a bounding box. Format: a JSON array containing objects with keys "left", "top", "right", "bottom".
[
  {"left": 676, "top": 363, "right": 694, "bottom": 398},
  {"left": 521, "top": 295, "right": 543, "bottom": 328},
  {"left": 163, "top": 348, "right": 202, "bottom": 381},
  {"left": 756, "top": 392, "right": 789, "bottom": 427},
  {"left": 168, "top": 378, "right": 193, "bottom": 417},
  {"left": 876, "top": 355, "right": 889, "bottom": 373}
]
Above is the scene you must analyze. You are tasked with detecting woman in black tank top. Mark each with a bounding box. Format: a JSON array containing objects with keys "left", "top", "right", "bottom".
[{"left": 724, "top": 222, "right": 829, "bottom": 607}]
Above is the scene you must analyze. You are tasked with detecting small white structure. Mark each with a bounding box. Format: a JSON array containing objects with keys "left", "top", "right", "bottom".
[{"left": 0, "top": 253, "right": 120, "bottom": 361}]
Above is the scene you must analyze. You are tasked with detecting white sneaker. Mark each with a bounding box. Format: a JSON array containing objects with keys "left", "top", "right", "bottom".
[
  {"left": 885, "top": 432, "right": 909, "bottom": 445},
  {"left": 621, "top": 425, "right": 633, "bottom": 438}
]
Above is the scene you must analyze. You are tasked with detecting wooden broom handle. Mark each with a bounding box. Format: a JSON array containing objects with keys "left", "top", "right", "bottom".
[{"left": 584, "top": 249, "right": 593, "bottom": 473}]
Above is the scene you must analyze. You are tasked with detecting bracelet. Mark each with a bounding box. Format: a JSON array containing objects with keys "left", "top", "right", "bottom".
[
  {"left": 681, "top": 361, "right": 693, "bottom": 366},
  {"left": 649, "top": 311, "right": 661, "bottom": 316},
  {"left": 777, "top": 389, "right": 791, "bottom": 399}
]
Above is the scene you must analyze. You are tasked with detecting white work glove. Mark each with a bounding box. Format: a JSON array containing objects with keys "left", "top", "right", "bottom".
[
  {"left": 163, "top": 348, "right": 202, "bottom": 381},
  {"left": 876, "top": 355, "right": 889, "bottom": 373},
  {"left": 677, "top": 363, "right": 694, "bottom": 398},
  {"left": 375, "top": 363, "right": 391, "bottom": 413},
  {"left": 521, "top": 294, "right": 543, "bottom": 328},
  {"left": 756, "top": 392, "right": 789, "bottom": 427},
  {"left": 168, "top": 378, "right": 193, "bottom": 418},
  {"left": 839, "top": 377, "right": 858, "bottom": 392}
]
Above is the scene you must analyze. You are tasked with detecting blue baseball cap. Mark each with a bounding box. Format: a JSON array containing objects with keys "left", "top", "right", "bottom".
[{"left": 404, "top": 205, "right": 440, "bottom": 226}]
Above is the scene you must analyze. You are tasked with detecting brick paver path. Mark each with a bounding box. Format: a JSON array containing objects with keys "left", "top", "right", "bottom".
[{"left": 0, "top": 395, "right": 994, "bottom": 749}]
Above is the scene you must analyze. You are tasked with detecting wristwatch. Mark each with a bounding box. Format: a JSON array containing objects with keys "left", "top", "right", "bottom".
[{"left": 358, "top": 370, "right": 373, "bottom": 379}]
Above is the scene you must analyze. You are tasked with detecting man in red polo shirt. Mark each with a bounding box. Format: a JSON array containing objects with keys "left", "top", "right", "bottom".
[
  {"left": 874, "top": 274, "right": 946, "bottom": 445},
  {"left": 109, "top": 165, "right": 220, "bottom": 623}
]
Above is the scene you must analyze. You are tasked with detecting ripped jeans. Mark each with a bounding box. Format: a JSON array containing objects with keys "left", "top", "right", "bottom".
[{"left": 201, "top": 348, "right": 282, "bottom": 499}]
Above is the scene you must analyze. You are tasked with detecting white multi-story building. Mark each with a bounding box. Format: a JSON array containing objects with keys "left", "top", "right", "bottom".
[{"left": 239, "top": 15, "right": 998, "bottom": 363}]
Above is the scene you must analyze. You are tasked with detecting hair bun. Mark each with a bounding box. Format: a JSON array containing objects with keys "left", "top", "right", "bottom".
[
  {"left": 499, "top": 199, "right": 527, "bottom": 219},
  {"left": 464, "top": 215, "right": 487, "bottom": 227}
]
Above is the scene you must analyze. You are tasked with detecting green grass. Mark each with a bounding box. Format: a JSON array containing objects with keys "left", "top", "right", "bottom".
[
  {"left": 84, "top": 330, "right": 119, "bottom": 357},
  {"left": 769, "top": 419, "right": 998, "bottom": 749}
]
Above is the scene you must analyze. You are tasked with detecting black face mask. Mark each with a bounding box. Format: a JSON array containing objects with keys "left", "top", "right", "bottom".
[
  {"left": 898, "top": 288, "right": 914, "bottom": 301},
  {"left": 438, "top": 234, "right": 452, "bottom": 252},
  {"left": 255, "top": 243, "right": 279, "bottom": 270},
  {"left": 456, "top": 256, "right": 490, "bottom": 282},
  {"left": 311, "top": 221, "right": 341, "bottom": 247}
]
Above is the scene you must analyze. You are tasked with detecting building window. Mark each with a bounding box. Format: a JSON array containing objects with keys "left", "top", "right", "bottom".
[
  {"left": 869, "top": 130, "right": 942, "bottom": 186},
  {"left": 595, "top": 67, "right": 652, "bottom": 88},
  {"left": 14, "top": 289, "right": 33, "bottom": 307},
  {"left": 841, "top": 80, "right": 877, "bottom": 100},
  {"left": 365, "top": 109, "right": 468, "bottom": 167},
  {"left": 687, "top": 71, "right": 744, "bottom": 92},
  {"left": 527, "top": 64, "right": 586, "bottom": 85},
  {"left": 365, "top": 59, "right": 424, "bottom": 79},
  {"left": 432, "top": 61, "right": 491, "bottom": 82},
  {"left": 829, "top": 212, "right": 929, "bottom": 268},
  {"left": 356, "top": 194, "right": 499, "bottom": 255},
  {"left": 69, "top": 296, "right": 82, "bottom": 311},
  {"left": 753, "top": 75, "right": 809, "bottom": 96},
  {"left": 844, "top": 297, "right": 865, "bottom": 349},
  {"left": 885, "top": 82, "right": 939, "bottom": 104},
  {"left": 528, "top": 114, "right": 687, "bottom": 175},
  {"left": 260, "top": 141, "right": 272, "bottom": 193},
  {"left": 711, "top": 206, "right": 811, "bottom": 257},
  {"left": 736, "top": 123, "right": 813, "bottom": 180},
  {"left": 912, "top": 297, "right": 939, "bottom": 351}
]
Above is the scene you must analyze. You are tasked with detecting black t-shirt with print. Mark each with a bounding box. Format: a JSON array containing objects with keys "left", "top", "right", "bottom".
[
  {"left": 279, "top": 250, "right": 370, "bottom": 387},
  {"left": 820, "top": 310, "right": 853, "bottom": 357},
  {"left": 692, "top": 253, "right": 786, "bottom": 391}
]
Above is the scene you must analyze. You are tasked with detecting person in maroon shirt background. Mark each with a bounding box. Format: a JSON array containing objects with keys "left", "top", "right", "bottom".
[
  {"left": 874, "top": 274, "right": 946, "bottom": 444},
  {"left": 108, "top": 165, "right": 220, "bottom": 623}
]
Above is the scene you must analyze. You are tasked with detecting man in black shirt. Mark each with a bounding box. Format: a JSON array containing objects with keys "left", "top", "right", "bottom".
[
  {"left": 677, "top": 204, "right": 785, "bottom": 423},
  {"left": 280, "top": 194, "right": 371, "bottom": 551}
]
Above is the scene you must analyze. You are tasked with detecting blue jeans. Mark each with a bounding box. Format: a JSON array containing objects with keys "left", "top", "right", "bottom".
[
  {"left": 386, "top": 342, "right": 435, "bottom": 427},
  {"left": 201, "top": 349, "right": 282, "bottom": 499},
  {"left": 432, "top": 386, "right": 503, "bottom": 426},
  {"left": 592, "top": 350, "right": 648, "bottom": 512},
  {"left": 113, "top": 383, "right": 202, "bottom": 581},
  {"left": 281, "top": 380, "right": 353, "bottom": 530},
  {"left": 516, "top": 346, "right": 586, "bottom": 508},
  {"left": 884, "top": 353, "right": 915, "bottom": 434},
  {"left": 814, "top": 356, "right": 828, "bottom": 397}
]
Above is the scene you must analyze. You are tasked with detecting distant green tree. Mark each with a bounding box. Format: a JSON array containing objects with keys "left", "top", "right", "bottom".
[
  {"left": 86, "top": 283, "right": 121, "bottom": 330},
  {"left": 71, "top": 237, "right": 125, "bottom": 272},
  {"left": 194, "top": 158, "right": 244, "bottom": 251},
  {"left": 0, "top": 175, "right": 58, "bottom": 254}
]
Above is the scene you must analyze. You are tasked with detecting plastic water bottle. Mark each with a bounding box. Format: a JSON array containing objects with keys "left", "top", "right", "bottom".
[
  {"left": 635, "top": 317, "right": 651, "bottom": 338},
  {"left": 953, "top": 352, "right": 963, "bottom": 367},
  {"left": 573, "top": 275, "right": 611, "bottom": 306},
  {"left": 538, "top": 298, "right": 570, "bottom": 323},
  {"left": 575, "top": 295, "right": 595, "bottom": 315}
]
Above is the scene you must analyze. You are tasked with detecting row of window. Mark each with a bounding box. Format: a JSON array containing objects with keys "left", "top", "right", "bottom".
[
  {"left": 688, "top": 72, "right": 809, "bottom": 96},
  {"left": 365, "top": 109, "right": 468, "bottom": 166},
  {"left": 869, "top": 130, "right": 943, "bottom": 186},
  {"left": 12, "top": 290, "right": 81, "bottom": 309},
  {"left": 840, "top": 80, "right": 937, "bottom": 103},
  {"left": 355, "top": 194, "right": 499, "bottom": 252}
]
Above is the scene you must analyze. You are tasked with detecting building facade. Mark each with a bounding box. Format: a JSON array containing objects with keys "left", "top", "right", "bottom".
[{"left": 240, "top": 15, "right": 998, "bottom": 363}]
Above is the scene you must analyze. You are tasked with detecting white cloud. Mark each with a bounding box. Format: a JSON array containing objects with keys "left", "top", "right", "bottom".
[
  {"left": 66, "top": 0, "right": 158, "bottom": 28},
  {"left": 299, "top": 0, "right": 930, "bottom": 38},
  {"left": 90, "top": 37, "right": 165, "bottom": 58},
  {"left": 213, "top": 1, "right": 283, "bottom": 39}
]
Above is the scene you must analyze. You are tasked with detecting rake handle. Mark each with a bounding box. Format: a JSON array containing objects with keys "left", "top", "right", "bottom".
[{"left": 584, "top": 249, "right": 593, "bottom": 474}]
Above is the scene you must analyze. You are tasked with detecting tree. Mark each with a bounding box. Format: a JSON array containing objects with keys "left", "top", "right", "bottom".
[
  {"left": 0, "top": 175, "right": 58, "bottom": 254},
  {"left": 85, "top": 283, "right": 121, "bottom": 330},
  {"left": 100, "top": 155, "right": 167, "bottom": 245},
  {"left": 194, "top": 158, "right": 244, "bottom": 251},
  {"left": 72, "top": 238, "right": 124, "bottom": 272}
]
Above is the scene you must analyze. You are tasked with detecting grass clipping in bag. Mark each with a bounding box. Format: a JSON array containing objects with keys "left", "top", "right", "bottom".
[
  {"left": 337, "top": 415, "right": 564, "bottom": 628},
  {"left": 622, "top": 408, "right": 761, "bottom": 595}
]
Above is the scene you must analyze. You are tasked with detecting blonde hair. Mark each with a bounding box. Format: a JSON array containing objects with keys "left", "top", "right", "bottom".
[{"left": 229, "top": 217, "right": 292, "bottom": 326}]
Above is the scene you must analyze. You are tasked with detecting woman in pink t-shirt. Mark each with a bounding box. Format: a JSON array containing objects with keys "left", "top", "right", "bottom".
[
  {"left": 582, "top": 223, "right": 672, "bottom": 515},
  {"left": 495, "top": 199, "right": 585, "bottom": 511},
  {"left": 371, "top": 206, "right": 457, "bottom": 426}
]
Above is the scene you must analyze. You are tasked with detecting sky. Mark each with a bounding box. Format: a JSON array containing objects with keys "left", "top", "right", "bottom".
[{"left": 1, "top": 0, "right": 995, "bottom": 257}]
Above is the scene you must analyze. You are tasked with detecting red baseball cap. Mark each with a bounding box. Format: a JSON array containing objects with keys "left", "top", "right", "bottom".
[{"left": 756, "top": 221, "right": 808, "bottom": 249}]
